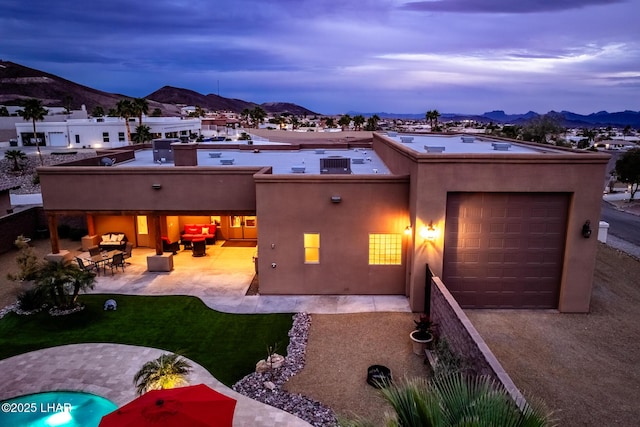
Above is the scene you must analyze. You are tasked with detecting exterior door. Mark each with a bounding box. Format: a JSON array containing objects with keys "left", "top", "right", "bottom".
[
  {"left": 229, "top": 215, "right": 257, "bottom": 239},
  {"left": 442, "top": 192, "right": 568, "bottom": 309}
]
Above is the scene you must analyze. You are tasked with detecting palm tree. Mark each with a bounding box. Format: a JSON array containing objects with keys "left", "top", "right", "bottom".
[
  {"left": 324, "top": 117, "right": 335, "bottom": 129},
  {"left": 133, "top": 353, "right": 193, "bottom": 395},
  {"left": 34, "top": 261, "right": 96, "bottom": 309},
  {"left": 426, "top": 109, "right": 441, "bottom": 131},
  {"left": 353, "top": 115, "right": 366, "bottom": 131},
  {"left": 5, "top": 149, "right": 27, "bottom": 171},
  {"left": 338, "top": 114, "right": 352, "bottom": 131},
  {"left": 18, "top": 98, "right": 48, "bottom": 165},
  {"left": 365, "top": 114, "right": 380, "bottom": 131},
  {"left": 250, "top": 107, "right": 266, "bottom": 128},
  {"left": 343, "top": 374, "right": 554, "bottom": 427},
  {"left": 91, "top": 106, "right": 105, "bottom": 117},
  {"left": 132, "top": 98, "right": 149, "bottom": 128},
  {"left": 132, "top": 125, "right": 152, "bottom": 144},
  {"left": 116, "top": 99, "right": 134, "bottom": 144}
]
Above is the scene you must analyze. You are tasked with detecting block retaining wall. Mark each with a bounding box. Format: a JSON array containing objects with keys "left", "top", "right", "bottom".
[{"left": 430, "top": 275, "right": 527, "bottom": 408}]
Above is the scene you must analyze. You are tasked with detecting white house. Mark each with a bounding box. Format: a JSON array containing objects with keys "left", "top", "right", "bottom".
[{"left": 15, "top": 116, "right": 201, "bottom": 149}]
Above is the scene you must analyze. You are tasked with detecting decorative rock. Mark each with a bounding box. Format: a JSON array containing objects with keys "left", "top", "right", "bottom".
[
  {"left": 234, "top": 313, "right": 338, "bottom": 427},
  {"left": 264, "top": 381, "right": 276, "bottom": 390}
]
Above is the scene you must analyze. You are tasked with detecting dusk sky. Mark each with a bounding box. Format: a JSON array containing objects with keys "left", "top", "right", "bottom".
[{"left": 2, "top": 0, "right": 638, "bottom": 115}]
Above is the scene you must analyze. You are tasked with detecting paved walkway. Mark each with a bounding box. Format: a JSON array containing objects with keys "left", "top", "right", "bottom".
[{"left": 0, "top": 344, "right": 311, "bottom": 426}]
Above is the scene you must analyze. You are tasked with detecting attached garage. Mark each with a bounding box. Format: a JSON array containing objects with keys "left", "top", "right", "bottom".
[
  {"left": 442, "top": 192, "right": 569, "bottom": 309},
  {"left": 48, "top": 132, "right": 67, "bottom": 147}
]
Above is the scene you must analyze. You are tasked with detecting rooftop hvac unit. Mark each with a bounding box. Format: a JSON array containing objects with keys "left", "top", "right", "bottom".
[{"left": 320, "top": 157, "right": 352, "bottom": 174}]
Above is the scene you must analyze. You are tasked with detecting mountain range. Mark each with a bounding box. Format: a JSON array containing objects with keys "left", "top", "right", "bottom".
[
  {"left": 1, "top": 60, "right": 638, "bottom": 127},
  {"left": 348, "top": 110, "right": 640, "bottom": 128}
]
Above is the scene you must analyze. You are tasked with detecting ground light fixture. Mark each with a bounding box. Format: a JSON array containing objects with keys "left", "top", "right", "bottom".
[{"left": 152, "top": 183, "right": 162, "bottom": 190}]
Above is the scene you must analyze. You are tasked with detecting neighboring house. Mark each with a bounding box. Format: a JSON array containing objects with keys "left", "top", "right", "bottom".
[
  {"left": 15, "top": 117, "right": 201, "bottom": 148},
  {"left": 37, "top": 132, "right": 609, "bottom": 313}
]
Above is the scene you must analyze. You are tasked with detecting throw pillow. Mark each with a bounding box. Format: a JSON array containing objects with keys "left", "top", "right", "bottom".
[
  {"left": 117, "top": 234, "right": 125, "bottom": 241},
  {"left": 110, "top": 234, "right": 120, "bottom": 242},
  {"left": 101, "top": 235, "right": 110, "bottom": 242},
  {"left": 201, "top": 227, "right": 209, "bottom": 235},
  {"left": 185, "top": 226, "right": 198, "bottom": 234}
]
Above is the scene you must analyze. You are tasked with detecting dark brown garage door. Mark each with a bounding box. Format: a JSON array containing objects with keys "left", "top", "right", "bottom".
[{"left": 442, "top": 192, "right": 569, "bottom": 309}]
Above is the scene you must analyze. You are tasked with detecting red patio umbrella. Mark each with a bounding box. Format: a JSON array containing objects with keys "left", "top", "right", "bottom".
[{"left": 99, "top": 384, "right": 236, "bottom": 427}]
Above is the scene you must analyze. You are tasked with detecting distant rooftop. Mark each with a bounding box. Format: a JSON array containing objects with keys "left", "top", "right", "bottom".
[{"left": 386, "top": 133, "right": 556, "bottom": 155}]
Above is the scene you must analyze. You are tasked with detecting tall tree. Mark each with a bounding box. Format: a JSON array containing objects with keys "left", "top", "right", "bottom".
[
  {"left": 116, "top": 99, "right": 134, "bottom": 144},
  {"left": 133, "top": 353, "right": 192, "bottom": 395},
  {"left": 521, "top": 113, "right": 564, "bottom": 144},
  {"left": 91, "top": 106, "right": 105, "bottom": 117},
  {"left": 338, "top": 114, "right": 352, "bottom": 130},
  {"left": 18, "top": 98, "right": 48, "bottom": 165},
  {"left": 132, "top": 97, "right": 149, "bottom": 128},
  {"left": 353, "top": 114, "right": 365, "bottom": 131},
  {"left": 615, "top": 148, "right": 640, "bottom": 200},
  {"left": 62, "top": 95, "right": 73, "bottom": 114},
  {"left": 0, "top": 106, "right": 9, "bottom": 116},
  {"left": 250, "top": 106, "right": 266, "bottom": 128},
  {"left": 365, "top": 114, "right": 380, "bottom": 131}
]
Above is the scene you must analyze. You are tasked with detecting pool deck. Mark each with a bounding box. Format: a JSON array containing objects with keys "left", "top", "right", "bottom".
[{"left": 0, "top": 343, "right": 312, "bottom": 426}]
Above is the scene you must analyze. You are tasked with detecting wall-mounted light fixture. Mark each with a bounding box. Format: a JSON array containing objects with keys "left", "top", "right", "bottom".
[
  {"left": 581, "top": 220, "right": 592, "bottom": 238},
  {"left": 420, "top": 221, "right": 437, "bottom": 241},
  {"left": 151, "top": 183, "right": 162, "bottom": 190},
  {"left": 331, "top": 196, "right": 342, "bottom": 204},
  {"left": 404, "top": 225, "right": 412, "bottom": 236}
]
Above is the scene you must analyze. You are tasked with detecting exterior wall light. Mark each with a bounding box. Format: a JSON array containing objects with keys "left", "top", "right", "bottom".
[
  {"left": 420, "top": 221, "right": 437, "bottom": 241},
  {"left": 152, "top": 183, "right": 162, "bottom": 190},
  {"left": 331, "top": 196, "right": 342, "bottom": 203},
  {"left": 404, "top": 225, "right": 412, "bottom": 236},
  {"left": 581, "top": 220, "right": 592, "bottom": 238}
]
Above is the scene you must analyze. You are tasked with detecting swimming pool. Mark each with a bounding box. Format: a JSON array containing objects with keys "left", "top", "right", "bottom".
[{"left": 0, "top": 391, "right": 117, "bottom": 426}]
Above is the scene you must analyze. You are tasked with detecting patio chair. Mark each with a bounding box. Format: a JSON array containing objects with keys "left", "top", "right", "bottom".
[
  {"left": 105, "top": 253, "right": 125, "bottom": 275},
  {"left": 76, "top": 257, "right": 99, "bottom": 274},
  {"left": 88, "top": 245, "right": 102, "bottom": 257},
  {"left": 192, "top": 239, "right": 206, "bottom": 257},
  {"left": 123, "top": 242, "right": 133, "bottom": 265},
  {"left": 162, "top": 237, "right": 180, "bottom": 255}
]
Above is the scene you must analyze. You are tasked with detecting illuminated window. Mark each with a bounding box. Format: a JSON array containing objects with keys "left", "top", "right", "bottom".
[
  {"left": 369, "top": 234, "right": 402, "bottom": 265},
  {"left": 136, "top": 216, "right": 148, "bottom": 235},
  {"left": 304, "top": 233, "right": 320, "bottom": 264}
]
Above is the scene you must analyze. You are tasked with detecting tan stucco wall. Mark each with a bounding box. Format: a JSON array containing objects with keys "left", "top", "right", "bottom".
[
  {"left": 255, "top": 175, "right": 410, "bottom": 295},
  {"left": 38, "top": 167, "right": 263, "bottom": 213}
]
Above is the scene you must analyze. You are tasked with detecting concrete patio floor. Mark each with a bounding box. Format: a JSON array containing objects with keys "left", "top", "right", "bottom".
[{"left": 83, "top": 241, "right": 411, "bottom": 314}]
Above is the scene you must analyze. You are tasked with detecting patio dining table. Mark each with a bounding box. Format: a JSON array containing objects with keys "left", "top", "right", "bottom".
[{"left": 83, "top": 250, "right": 123, "bottom": 274}]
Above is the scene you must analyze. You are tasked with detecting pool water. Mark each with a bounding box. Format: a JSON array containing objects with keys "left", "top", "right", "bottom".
[{"left": 0, "top": 391, "right": 117, "bottom": 426}]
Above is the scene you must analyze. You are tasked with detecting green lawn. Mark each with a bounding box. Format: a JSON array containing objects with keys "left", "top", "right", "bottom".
[{"left": 0, "top": 295, "right": 293, "bottom": 386}]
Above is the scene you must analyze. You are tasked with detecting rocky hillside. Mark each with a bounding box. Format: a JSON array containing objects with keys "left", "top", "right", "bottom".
[{"left": 0, "top": 60, "right": 317, "bottom": 116}]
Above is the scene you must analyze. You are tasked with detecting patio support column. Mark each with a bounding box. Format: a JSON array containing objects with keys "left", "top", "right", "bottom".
[
  {"left": 150, "top": 215, "right": 163, "bottom": 256},
  {"left": 44, "top": 213, "right": 72, "bottom": 263},
  {"left": 86, "top": 214, "right": 95, "bottom": 236},
  {"left": 48, "top": 213, "right": 59, "bottom": 254},
  {"left": 146, "top": 214, "right": 173, "bottom": 272}
]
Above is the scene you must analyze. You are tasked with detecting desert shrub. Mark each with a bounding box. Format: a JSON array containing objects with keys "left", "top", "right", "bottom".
[{"left": 17, "top": 288, "right": 46, "bottom": 311}]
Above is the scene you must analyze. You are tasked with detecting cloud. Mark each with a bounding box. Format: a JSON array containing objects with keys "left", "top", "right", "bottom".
[{"left": 401, "top": 0, "right": 627, "bottom": 14}]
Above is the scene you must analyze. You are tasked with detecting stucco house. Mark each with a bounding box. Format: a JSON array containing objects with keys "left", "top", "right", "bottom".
[
  {"left": 37, "top": 132, "right": 609, "bottom": 313},
  {"left": 15, "top": 116, "right": 201, "bottom": 148}
]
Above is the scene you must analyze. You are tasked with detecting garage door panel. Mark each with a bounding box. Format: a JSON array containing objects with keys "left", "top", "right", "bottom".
[{"left": 443, "top": 192, "right": 568, "bottom": 309}]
